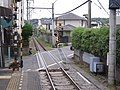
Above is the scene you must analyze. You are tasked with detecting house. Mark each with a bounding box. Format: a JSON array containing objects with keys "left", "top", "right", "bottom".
[
  {"left": 91, "top": 21, "right": 102, "bottom": 28},
  {"left": 116, "top": 16, "right": 120, "bottom": 25},
  {"left": 40, "top": 18, "right": 52, "bottom": 30},
  {"left": 55, "top": 13, "right": 87, "bottom": 28},
  {"left": 0, "top": 0, "right": 23, "bottom": 67},
  {"left": 54, "top": 13, "right": 87, "bottom": 43},
  {"left": 40, "top": 13, "right": 87, "bottom": 31},
  {"left": 39, "top": 13, "right": 87, "bottom": 43},
  {"left": 0, "top": 0, "right": 13, "bottom": 67},
  {"left": 55, "top": 24, "right": 76, "bottom": 42},
  {"left": 0, "top": 0, "right": 12, "bottom": 8}
]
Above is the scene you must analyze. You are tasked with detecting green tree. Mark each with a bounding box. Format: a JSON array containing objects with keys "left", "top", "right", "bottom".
[{"left": 21, "top": 23, "right": 33, "bottom": 46}]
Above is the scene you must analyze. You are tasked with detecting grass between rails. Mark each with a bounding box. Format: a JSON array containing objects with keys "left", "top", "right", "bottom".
[{"left": 36, "top": 37, "right": 53, "bottom": 51}]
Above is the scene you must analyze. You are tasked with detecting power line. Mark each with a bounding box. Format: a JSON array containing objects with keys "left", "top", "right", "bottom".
[
  {"left": 97, "top": 0, "right": 109, "bottom": 15},
  {"left": 63, "top": 0, "right": 90, "bottom": 14},
  {"left": 93, "top": 2, "right": 101, "bottom": 9},
  {"left": 47, "top": 9, "right": 52, "bottom": 14}
]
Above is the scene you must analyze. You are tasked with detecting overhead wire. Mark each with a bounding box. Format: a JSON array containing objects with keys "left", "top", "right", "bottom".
[
  {"left": 97, "top": 0, "right": 109, "bottom": 15},
  {"left": 93, "top": 2, "right": 101, "bottom": 9},
  {"left": 62, "top": 0, "right": 90, "bottom": 15}
]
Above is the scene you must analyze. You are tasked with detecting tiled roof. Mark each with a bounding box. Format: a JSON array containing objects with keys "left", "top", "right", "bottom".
[
  {"left": 56, "top": 13, "right": 86, "bottom": 20},
  {"left": 61, "top": 24, "right": 76, "bottom": 31},
  {"left": 40, "top": 18, "right": 52, "bottom": 25}
]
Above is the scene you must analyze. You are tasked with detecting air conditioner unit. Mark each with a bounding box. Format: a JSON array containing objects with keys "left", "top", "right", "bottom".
[
  {"left": 93, "top": 62, "right": 104, "bottom": 73},
  {"left": 90, "top": 57, "right": 100, "bottom": 72}
]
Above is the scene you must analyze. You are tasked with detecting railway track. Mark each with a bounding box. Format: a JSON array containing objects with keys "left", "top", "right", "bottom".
[
  {"left": 32, "top": 37, "right": 81, "bottom": 90},
  {"left": 32, "top": 37, "right": 102, "bottom": 90}
]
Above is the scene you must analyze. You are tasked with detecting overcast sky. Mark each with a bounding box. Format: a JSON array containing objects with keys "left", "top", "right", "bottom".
[{"left": 24, "top": 0, "right": 109, "bottom": 19}]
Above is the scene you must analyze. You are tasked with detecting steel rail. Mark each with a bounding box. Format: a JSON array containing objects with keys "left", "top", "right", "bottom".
[
  {"left": 40, "top": 54, "right": 56, "bottom": 90},
  {"left": 33, "top": 37, "right": 102, "bottom": 90},
  {"left": 33, "top": 37, "right": 81, "bottom": 90},
  {"left": 48, "top": 51, "right": 81, "bottom": 90},
  {"left": 32, "top": 37, "right": 56, "bottom": 90}
]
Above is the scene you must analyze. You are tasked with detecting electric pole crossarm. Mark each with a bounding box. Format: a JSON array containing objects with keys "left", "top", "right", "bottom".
[{"left": 29, "top": 7, "right": 52, "bottom": 9}]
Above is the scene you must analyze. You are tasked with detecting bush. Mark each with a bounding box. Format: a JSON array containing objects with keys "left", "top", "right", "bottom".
[
  {"left": 72, "top": 26, "right": 120, "bottom": 65},
  {"left": 21, "top": 23, "right": 33, "bottom": 47},
  {"left": 72, "top": 27, "right": 109, "bottom": 59}
]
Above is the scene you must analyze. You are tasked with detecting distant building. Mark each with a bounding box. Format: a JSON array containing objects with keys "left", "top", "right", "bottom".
[
  {"left": 40, "top": 13, "right": 87, "bottom": 30},
  {"left": 40, "top": 18, "right": 52, "bottom": 30},
  {"left": 54, "top": 13, "right": 87, "bottom": 43},
  {"left": 116, "top": 16, "right": 120, "bottom": 25},
  {"left": 0, "top": 0, "right": 13, "bottom": 67},
  {"left": 55, "top": 24, "right": 76, "bottom": 42},
  {"left": 0, "top": 0, "right": 23, "bottom": 67},
  {"left": 0, "top": 0, "right": 12, "bottom": 8},
  {"left": 30, "top": 19, "right": 39, "bottom": 27},
  {"left": 39, "top": 13, "right": 87, "bottom": 43},
  {"left": 91, "top": 21, "right": 102, "bottom": 28},
  {"left": 55, "top": 13, "right": 87, "bottom": 28}
]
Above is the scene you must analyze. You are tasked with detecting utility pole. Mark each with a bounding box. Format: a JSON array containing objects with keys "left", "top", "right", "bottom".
[
  {"left": 27, "top": 0, "right": 29, "bottom": 21},
  {"left": 0, "top": 25, "right": 5, "bottom": 67},
  {"left": 108, "top": 9, "right": 116, "bottom": 85},
  {"left": 52, "top": 3, "right": 55, "bottom": 47},
  {"left": 88, "top": 0, "right": 91, "bottom": 28},
  {"left": 0, "top": 24, "right": 2, "bottom": 67},
  {"left": 108, "top": 0, "right": 120, "bottom": 85},
  {"left": 26, "top": 0, "right": 34, "bottom": 23},
  {"left": 28, "top": 1, "right": 56, "bottom": 47}
]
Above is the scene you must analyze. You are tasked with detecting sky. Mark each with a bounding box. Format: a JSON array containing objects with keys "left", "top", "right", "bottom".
[{"left": 24, "top": 0, "right": 109, "bottom": 19}]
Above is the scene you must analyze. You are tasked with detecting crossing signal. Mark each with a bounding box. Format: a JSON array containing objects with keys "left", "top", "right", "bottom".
[{"left": 109, "top": 0, "right": 120, "bottom": 9}]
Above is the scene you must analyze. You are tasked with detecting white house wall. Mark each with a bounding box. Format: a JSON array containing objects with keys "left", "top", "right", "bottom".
[
  {"left": 65, "top": 20, "right": 87, "bottom": 27},
  {"left": 83, "top": 20, "right": 87, "bottom": 27},
  {"left": 0, "top": 0, "right": 4, "bottom": 6},
  {"left": 0, "top": 0, "right": 12, "bottom": 8},
  {"left": 116, "top": 16, "right": 120, "bottom": 25},
  {"left": 65, "top": 20, "right": 80, "bottom": 27}
]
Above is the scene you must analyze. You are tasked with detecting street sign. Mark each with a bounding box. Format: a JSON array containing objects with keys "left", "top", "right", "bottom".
[{"left": 109, "top": 0, "right": 120, "bottom": 9}]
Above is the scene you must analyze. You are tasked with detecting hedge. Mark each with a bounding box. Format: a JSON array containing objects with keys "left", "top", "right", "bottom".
[{"left": 71, "top": 26, "right": 120, "bottom": 65}]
